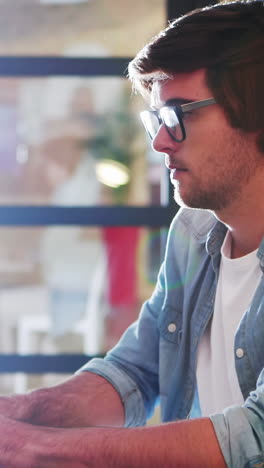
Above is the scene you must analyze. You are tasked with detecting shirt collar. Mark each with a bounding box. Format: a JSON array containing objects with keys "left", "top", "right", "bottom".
[
  {"left": 206, "top": 220, "right": 264, "bottom": 273},
  {"left": 257, "top": 237, "right": 264, "bottom": 272}
]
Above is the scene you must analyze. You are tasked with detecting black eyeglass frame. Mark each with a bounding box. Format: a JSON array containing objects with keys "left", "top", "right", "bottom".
[{"left": 140, "top": 97, "right": 217, "bottom": 143}]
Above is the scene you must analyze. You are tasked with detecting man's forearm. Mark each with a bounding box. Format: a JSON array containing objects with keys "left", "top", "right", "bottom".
[
  {"left": 0, "top": 416, "right": 226, "bottom": 468},
  {"left": 50, "top": 419, "right": 226, "bottom": 468},
  {"left": 0, "top": 372, "right": 125, "bottom": 428}
]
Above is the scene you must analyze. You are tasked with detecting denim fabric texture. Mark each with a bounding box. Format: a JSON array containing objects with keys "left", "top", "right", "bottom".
[{"left": 79, "top": 207, "right": 264, "bottom": 468}]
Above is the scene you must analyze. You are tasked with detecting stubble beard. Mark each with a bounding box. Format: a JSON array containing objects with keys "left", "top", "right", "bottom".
[
  {"left": 172, "top": 139, "right": 262, "bottom": 212},
  {"left": 173, "top": 179, "right": 242, "bottom": 211}
]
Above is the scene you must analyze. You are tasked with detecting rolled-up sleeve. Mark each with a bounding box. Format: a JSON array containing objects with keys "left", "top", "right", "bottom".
[
  {"left": 77, "top": 260, "right": 167, "bottom": 427},
  {"left": 210, "top": 369, "right": 264, "bottom": 468},
  {"left": 78, "top": 357, "right": 147, "bottom": 427}
]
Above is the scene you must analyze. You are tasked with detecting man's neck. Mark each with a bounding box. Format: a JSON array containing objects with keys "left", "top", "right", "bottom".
[
  {"left": 229, "top": 234, "right": 260, "bottom": 259},
  {"left": 215, "top": 202, "right": 264, "bottom": 259}
]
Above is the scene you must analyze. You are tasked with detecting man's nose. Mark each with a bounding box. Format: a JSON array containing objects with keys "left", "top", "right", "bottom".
[{"left": 151, "top": 124, "right": 180, "bottom": 154}]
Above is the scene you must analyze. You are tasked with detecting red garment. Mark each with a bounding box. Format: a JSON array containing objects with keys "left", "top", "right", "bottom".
[{"left": 102, "top": 226, "right": 140, "bottom": 306}]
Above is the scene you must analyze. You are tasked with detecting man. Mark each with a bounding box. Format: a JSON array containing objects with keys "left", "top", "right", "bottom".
[{"left": 0, "top": 1, "right": 263, "bottom": 466}]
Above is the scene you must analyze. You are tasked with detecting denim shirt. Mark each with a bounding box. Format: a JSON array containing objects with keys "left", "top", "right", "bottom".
[{"left": 80, "top": 208, "right": 264, "bottom": 468}]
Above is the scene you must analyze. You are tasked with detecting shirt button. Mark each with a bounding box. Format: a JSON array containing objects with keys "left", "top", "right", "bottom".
[
  {"left": 236, "top": 348, "right": 244, "bottom": 359},
  {"left": 168, "top": 323, "right": 177, "bottom": 333}
]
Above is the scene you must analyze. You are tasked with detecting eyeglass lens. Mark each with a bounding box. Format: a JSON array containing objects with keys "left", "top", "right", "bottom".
[
  {"left": 140, "top": 111, "right": 158, "bottom": 140},
  {"left": 141, "top": 107, "right": 183, "bottom": 142},
  {"left": 160, "top": 107, "right": 182, "bottom": 141}
]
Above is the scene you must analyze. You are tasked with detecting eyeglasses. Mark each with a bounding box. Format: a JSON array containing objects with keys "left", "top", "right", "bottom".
[{"left": 140, "top": 97, "right": 216, "bottom": 143}]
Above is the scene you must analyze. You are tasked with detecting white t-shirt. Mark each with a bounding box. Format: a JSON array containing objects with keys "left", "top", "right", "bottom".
[{"left": 196, "top": 230, "right": 262, "bottom": 416}]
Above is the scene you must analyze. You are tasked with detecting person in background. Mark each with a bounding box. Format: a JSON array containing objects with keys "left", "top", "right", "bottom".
[{"left": 0, "top": 1, "right": 263, "bottom": 466}]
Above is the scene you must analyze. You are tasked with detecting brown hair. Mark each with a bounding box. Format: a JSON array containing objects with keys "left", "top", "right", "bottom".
[{"left": 128, "top": 1, "right": 264, "bottom": 152}]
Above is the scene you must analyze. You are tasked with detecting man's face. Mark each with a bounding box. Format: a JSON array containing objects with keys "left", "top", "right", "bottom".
[{"left": 150, "top": 69, "right": 262, "bottom": 214}]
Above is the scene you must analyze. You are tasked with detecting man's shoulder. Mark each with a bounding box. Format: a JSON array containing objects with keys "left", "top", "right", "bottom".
[{"left": 171, "top": 207, "right": 219, "bottom": 243}]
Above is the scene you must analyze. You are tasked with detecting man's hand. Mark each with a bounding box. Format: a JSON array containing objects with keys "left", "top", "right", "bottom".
[
  {"left": 0, "top": 414, "right": 86, "bottom": 468},
  {"left": 0, "top": 414, "right": 36, "bottom": 468}
]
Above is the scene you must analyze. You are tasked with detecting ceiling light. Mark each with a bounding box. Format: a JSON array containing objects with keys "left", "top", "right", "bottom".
[{"left": 95, "top": 160, "right": 130, "bottom": 189}]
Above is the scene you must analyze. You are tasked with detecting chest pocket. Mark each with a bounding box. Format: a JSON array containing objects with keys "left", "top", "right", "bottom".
[{"left": 158, "top": 305, "right": 183, "bottom": 345}]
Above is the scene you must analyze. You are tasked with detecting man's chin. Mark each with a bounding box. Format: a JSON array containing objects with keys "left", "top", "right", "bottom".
[
  {"left": 173, "top": 189, "right": 216, "bottom": 211},
  {"left": 173, "top": 189, "right": 194, "bottom": 209}
]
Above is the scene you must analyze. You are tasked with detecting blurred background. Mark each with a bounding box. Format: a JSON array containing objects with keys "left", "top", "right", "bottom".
[
  {"left": 0, "top": 0, "right": 168, "bottom": 396},
  {"left": 0, "top": 0, "right": 229, "bottom": 402}
]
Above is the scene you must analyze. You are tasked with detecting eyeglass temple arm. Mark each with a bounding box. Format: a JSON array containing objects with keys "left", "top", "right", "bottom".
[{"left": 181, "top": 97, "right": 216, "bottom": 113}]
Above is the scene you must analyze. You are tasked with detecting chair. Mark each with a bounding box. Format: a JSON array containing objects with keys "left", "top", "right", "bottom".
[{"left": 13, "top": 254, "right": 106, "bottom": 393}]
